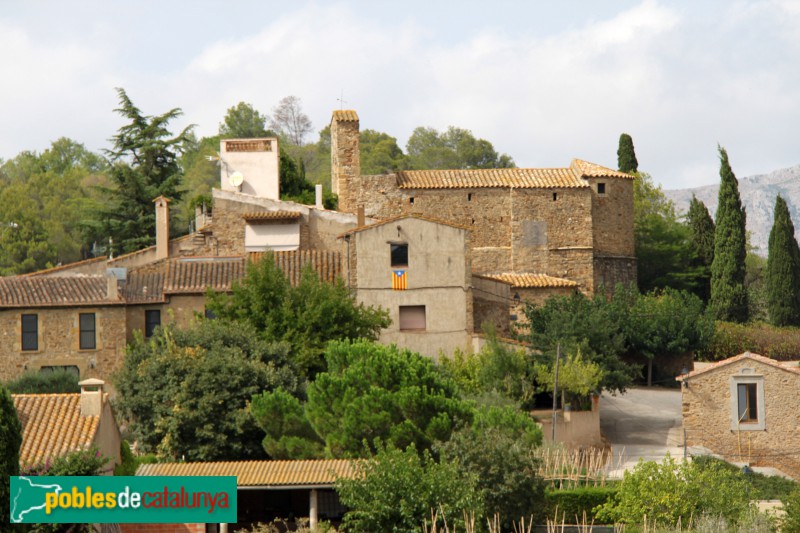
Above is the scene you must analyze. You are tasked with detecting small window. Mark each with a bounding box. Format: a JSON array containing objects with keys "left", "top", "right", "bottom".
[
  {"left": 737, "top": 383, "right": 758, "bottom": 423},
  {"left": 409, "top": 197, "right": 415, "bottom": 204},
  {"left": 399, "top": 305, "right": 426, "bottom": 331},
  {"left": 145, "top": 310, "right": 161, "bottom": 338},
  {"left": 553, "top": 192, "right": 558, "bottom": 201},
  {"left": 391, "top": 243, "right": 408, "bottom": 267},
  {"left": 597, "top": 182, "right": 606, "bottom": 195},
  {"left": 204, "top": 308, "right": 217, "bottom": 320},
  {"left": 468, "top": 193, "right": 473, "bottom": 202},
  {"left": 79, "top": 313, "right": 96, "bottom": 350},
  {"left": 21, "top": 314, "right": 38, "bottom": 351}
]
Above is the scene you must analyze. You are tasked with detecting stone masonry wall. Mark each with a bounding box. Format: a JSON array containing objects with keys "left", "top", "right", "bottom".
[
  {"left": 594, "top": 256, "right": 637, "bottom": 292},
  {"left": 589, "top": 177, "right": 636, "bottom": 258},
  {"left": 682, "top": 358, "right": 800, "bottom": 478},
  {"left": 0, "top": 306, "right": 127, "bottom": 384},
  {"left": 331, "top": 115, "right": 360, "bottom": 214}
]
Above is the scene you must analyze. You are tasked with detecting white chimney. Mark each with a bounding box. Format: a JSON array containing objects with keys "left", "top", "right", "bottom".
[
  {"left": 78, "top": 378, "right": 105, "bottom": 417},
  {"left": 315, "top": 184, "right": 323, "bottom": 209},
  {"left": 220, "top": 138, "right": 280, "bottom": 199},
  {"left": 153, "top": 196, "right": 170, "bottom": 260}
]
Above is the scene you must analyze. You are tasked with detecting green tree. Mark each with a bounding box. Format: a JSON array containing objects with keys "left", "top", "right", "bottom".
[
  {"left": 207, "top": 255, "right": 390, "bottom": 376},
  {"left": 360, "top": 129, "right": 409, "bottom": 174},
  {"left": 219, "top": 102, "right": 270, "bottom": 138},
  {"left": 766, "top": 195, "right": 800, "bottom": 326},
  {"left": 686, "top": 196, "right": 715, "bottom": 302},
  {"left": 114, "top": 320, "right": 298, "bottom": 461},
  {"left": 91, "top": 88, "right": 193, "bottom": 254},
  {"left": 437, "top": 425, "right": 545, "bottom": 528},
  {"left": 250, "top": 389, "right": 324, "bottom": 459},
  {"left": 617, "top": 133, "right": 638, "bottom": 174},
  {"left": 596, "top": 455, "right": 750, "bottom": 527},
  {"left": 253, "top": 340, "right": 472, "bottom": 458},
  {"left": 336, "top": 443, "right": 480, "bottom": 533},
  {"left": 0, "top": 383, "right": 22, "bottom": 525},
  {"left": 710, "top": 147, "right": 748, "bottom": 322},
  {"left": 406, "top": 126, "right": 514, "bottom": 170}
]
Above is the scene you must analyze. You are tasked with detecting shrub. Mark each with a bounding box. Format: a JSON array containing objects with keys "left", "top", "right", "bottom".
[
  {"left": 702, "top": 321, "right": 800, "bottom": 361},
  {"left": 544, "top": 486, "right": 619, "bottom": 524},
  {"left": 5, "top": 369, "right": 80, "bottom": 394}
]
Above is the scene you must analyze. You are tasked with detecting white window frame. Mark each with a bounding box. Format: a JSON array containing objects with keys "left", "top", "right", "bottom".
[{"left": 729, "top": 371, "right": 765, "bottom": 431}]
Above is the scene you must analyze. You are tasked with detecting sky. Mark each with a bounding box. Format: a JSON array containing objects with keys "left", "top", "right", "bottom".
[{"left": 2, "top": 0, "right": 800, "bottom": 190}]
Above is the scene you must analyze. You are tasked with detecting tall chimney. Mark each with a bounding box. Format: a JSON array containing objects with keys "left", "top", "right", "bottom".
[
  {"left": 330, "top": 110, "right": 360, "bottom": 214},
  {"left": 78, "top": 378, "right": 105, "bottom": 417},
  {"left": 315, "top": 184, "right": 324, "bottom": 209},
  {"left": 153, "top": 196, "right": 171, "bottom": 260},
  {"left": 106, "top": 271, "right": 118, "bottom": 300}
]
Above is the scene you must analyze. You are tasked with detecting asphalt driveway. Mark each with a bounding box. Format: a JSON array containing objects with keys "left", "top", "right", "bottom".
[{"left": 600, "top": 386, "right": 684, "bottom": 477}]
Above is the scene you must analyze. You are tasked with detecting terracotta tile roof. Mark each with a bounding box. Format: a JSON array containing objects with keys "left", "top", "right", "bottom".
[
  {"left": 476, "top": 272, "right": 579, "bottom": 288},
  {"left": 331, "top": 110, "right": 359, "bottom": 122},
  {"left": 249, "top": 251, "right": 342, "bottom": 286},
  {"left": 164, "top": 258, "right": 247, "bottom": 294},
  {"left": 0, "top": 276, "right": 122, "bottom": 308},
  {"left": 124, "top": 270, "right": 167, "bottom": 303},
  {"left": 13, "top": 394, "right": 100, "bottom": 467},
  {"left": 678, "top": 352, "right": 800, "bottom": 381},
  {"left": 21, "top": 256, "right": 108, "bottom": 277},
  {"left": 338, "top": 214, "right": 470, "bottom": 238},
  {"left": 243, "top": 211, "right": 302, "bottom": 222},
  {"left": 394, "top": 159, "right": 633, "bottom": 190},
  {"left": 136, "top": 459, "right": 356, "bottom": 487}
]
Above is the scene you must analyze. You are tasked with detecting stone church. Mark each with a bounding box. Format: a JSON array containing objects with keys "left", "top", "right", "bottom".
[{"left": 330, "top": 109, "right": 637, "bottom": 294}]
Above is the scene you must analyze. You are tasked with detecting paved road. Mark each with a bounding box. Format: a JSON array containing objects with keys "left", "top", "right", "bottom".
[{"left": 600, "top": 386, "right": 685, "bottom": 477}]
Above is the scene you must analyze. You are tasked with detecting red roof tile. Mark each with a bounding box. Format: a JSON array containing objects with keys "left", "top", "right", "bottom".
[{"left": 0, "top": 277, "right": 122, "bottom": 308}]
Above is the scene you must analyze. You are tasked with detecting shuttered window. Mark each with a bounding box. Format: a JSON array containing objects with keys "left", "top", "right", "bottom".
[
  {"left": 21, "top": 314, "right": 38, "bottom": 351},
  {"left": 399, "top": 305, "right": 426, "bottom": 331},
  {"left": 79, "top": 313, "right": 96, "bottom": 350}
]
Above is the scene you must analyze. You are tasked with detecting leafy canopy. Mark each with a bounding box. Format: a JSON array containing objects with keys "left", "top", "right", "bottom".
[
  {"left": 207, "top": 254, "right": 390, "bottom": 376},
  {"left": 766, "top": 195, "right": 800, "bottom": 326},
  {"left": 114, "top": 320, "right": 299, "bottom": 461},
  {"left": 406, "top": 126, "right": 514, "bottom": 170}
]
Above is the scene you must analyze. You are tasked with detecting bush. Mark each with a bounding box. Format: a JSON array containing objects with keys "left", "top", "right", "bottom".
[
  {"left": 113, "top": 440, "right": 158, "bottom": 476},
  {"left": 544, "top": 486, "right": 618, "bottom": 524},
  {"left": 5, "top": 369, "right": 80, "bottom": 394},
  {"left": 702, "top": 321, "right": 800, "bottom": 361}
]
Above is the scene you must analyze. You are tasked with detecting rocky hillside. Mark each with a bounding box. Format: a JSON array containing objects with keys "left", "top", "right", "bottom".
[{"left": 664, "top": 165, "right": 800, "bottom": 256}]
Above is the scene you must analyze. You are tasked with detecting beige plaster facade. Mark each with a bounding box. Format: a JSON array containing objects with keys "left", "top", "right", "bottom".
[
  {"left": 341, "top": 216, "right": 473, "bottom": 358},
  {"left": 680, "top": 352, "right": 800, "bottom": 479}
]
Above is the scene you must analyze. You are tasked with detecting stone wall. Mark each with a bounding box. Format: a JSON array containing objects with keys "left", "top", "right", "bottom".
[
  {"left": 472, "top": 276, "right": 511, "bottom": 336},
  {"left": 588, "top": 177, "right": 636, "bottom": 258},
  {"left": 125, "top": 295, "right": 207, "bottom": 343},
  {"left": 0, "top": 306, "right": 127, "bottom": 384},
  {"left": 330, "top": 113, "right": 360, "bottom": 214},
  {"left": 682, "top": 357, "right": 800, "bottom": 478},
  {"left": 593, "top": 255, "right": 637, "bottom": 292}
]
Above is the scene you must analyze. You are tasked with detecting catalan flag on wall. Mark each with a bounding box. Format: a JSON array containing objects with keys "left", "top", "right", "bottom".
[{"left": 392, "top": 270, "right": 407, "bottom": 290}]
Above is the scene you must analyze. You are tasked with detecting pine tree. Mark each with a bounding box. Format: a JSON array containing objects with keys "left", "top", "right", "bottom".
[
  {"left": 687, "top": 196, "right": 715, "bottom": 302},
  {"left": 617, "top": 133, "right": 638, "bottom": 174},
  {"left": 766, "top": 195, "right": 800, "bottom": 326},
  {"left": 710, "top": 147, "right": 748, "bottom": 322},
  {"left": 0, "top": 384, "right": 22, "bottom": 525},
  {"left": 91, "top": 88, "right": 194, "bottom": 255}
]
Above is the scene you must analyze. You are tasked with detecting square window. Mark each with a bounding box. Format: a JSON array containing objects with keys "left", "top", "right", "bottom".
[
  {"left": 79, "top": 313, "right": 96, "bottom": 350},
  {"left": 21, "top": 314, "right": 38, "bottom": 351},
  {"left": 399, "top": 305, "right": 426, "bottom": 331},
  {"left": 597, "top": 182, "right": 606, "bottom": 195},
  {"left": 391, "top": 243, "right": 408, "bottom": 267},
  {"left": 145, "top": 310, "right": 161, "bottom": 338},
  {"left": 737, "top": 383, "right": 758, "bottom": 423}
]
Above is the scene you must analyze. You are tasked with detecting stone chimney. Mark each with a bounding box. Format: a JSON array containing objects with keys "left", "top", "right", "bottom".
[
  {"left": 106, "top": 271, "right": 118, "bottom": 300},
  {"left": 78, "top": 378, "right": 105, "bottom": 417},
  {"left": 330, "top": 110, "right": 360, "bottom": 214},
  {"left": 153, "top": 196, "right": 170, "bottom": 260},
  {"left": 315, "top": 184, "right": 324, "bottom": 209}
]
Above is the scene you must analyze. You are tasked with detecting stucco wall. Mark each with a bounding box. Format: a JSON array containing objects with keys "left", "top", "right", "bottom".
[
  {"left": 682, "top": 357, "right": 800, "bottom": 478},
  {"left": 353, "top": 218, "right": 472, "bottom": 358},
  {"left": 0, "top": 306, "right": 127, "bottom": 384}
]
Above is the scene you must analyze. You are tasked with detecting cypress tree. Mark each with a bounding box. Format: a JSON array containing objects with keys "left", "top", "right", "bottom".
[
  {"left": 687, "top": 196, "right": 715, "bottom": 301},
  {"left": 766, "top": 195, "right": 800, "bottom": 326},
  {"left": 0, "top": 384, "right": 22, "bottom": 525},
  {"left": 617, "top": 133, "right": 639, "bottom": 174},
  {"left": 710, "top": 147, "right": 748, "bottom": 322}
]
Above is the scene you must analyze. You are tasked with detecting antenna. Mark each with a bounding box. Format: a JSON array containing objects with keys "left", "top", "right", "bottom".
[
  {"left": 228, "top": 171, "right": 244, "bottom": 188},
  {"left": 337, "top": 90, "right": 347, "bottom": 110}
]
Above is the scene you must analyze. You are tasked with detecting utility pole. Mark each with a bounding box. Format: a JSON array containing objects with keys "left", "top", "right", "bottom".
[{"left": 552, "top": 343, "right": 561, "bottom": 442}]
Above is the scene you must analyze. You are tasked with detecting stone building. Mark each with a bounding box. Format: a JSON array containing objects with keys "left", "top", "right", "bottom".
[
  {"left": 339, "top": 214, "right": 473, "bottom": 357},
  {"left": 678, "top": 352, "right": 800, "bottom": 479},
  {"left": 330, "top": 109, "right": 637, "bottom": 294}
]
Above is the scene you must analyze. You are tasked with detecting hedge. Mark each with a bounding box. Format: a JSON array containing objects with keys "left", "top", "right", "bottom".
[
  {"left": 702, "top": 321, "right": 800, "bottom": 361},
  {"left": 544, "top": 486, "right": 618, "bottom": 524}
]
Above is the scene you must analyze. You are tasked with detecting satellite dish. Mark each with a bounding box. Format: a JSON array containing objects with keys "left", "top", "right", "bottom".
[{"left": 229, "top": 171, "right": 244, "bottom": 187}]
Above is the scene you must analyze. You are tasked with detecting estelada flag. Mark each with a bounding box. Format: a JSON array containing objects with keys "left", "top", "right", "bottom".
[{"left": 392, "top": 270, "right": 407, "bottom": 290}]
